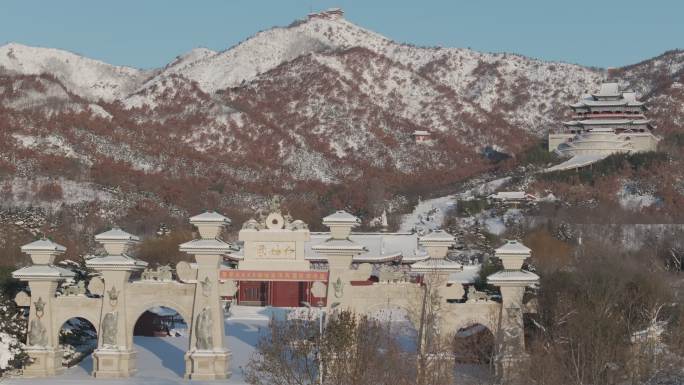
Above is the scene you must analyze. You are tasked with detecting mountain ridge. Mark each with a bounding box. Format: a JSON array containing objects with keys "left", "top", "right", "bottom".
[{"left": 1, "top": 9, "right": 683, "bottom": 243}]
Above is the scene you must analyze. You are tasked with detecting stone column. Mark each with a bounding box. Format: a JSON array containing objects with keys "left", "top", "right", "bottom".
[
  {"left": 313, "top": 211, "right": 366, "bottom": 309},
  {"left": 418, "top": 230, "right": 455, "bottom": 260},
  {"left": 87, "top": 228, "right": 147, "bottom": 379},
  {"left": 180, "top": 211, "right": 233, "bottom": 380},
  {"left": 12, "top": 239, "right": 75, "bottom": 377},
  {"left": 487, "top": 240, "right": 539, "bottom": 378}
]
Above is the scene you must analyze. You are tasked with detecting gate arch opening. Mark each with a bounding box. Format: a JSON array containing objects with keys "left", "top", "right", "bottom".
[
  {"left": 59, "top": 317, "right": 98, "bottom": 370},
  {"left": 453, "top": 323, "right": 495, "bottom": 365},
  {"left": 131, "top": 305, "right": 189, "bottom": 378}
]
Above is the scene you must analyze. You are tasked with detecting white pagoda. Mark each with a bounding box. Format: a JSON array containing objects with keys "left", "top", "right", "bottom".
[{"left": 547, "top": 82, "right": 659, "bottom": 171}]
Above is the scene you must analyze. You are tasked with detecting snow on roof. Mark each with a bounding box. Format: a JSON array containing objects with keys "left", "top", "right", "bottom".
[
  {"left": 85, "top": 254, "right": 148, "bottom": 269},
  {"left": 571, "top": 99, "right": 643, "bottom": 108},
  {"left": 179, "top": 238, "right": 233, "bottom": 254},
  {"left": 487, "top": 269, "right": 539, "bottom": 284},
  {"left": 21, "top": 238, "right": 66, "bottom": 253},
  {"left": 95, "top": 227, "right": 139, "bottom": 242},
  {"left": 495, "top": 240, "right": 531, "bottom": 255},
  {"left": 412, "top": 130, "right": 431, "bottom": 136},
  {"left": 419, "top": 230, "right": 455, "bottom": 242},
  {"left": 564, "top": 119, "right": 651, "bottom": 126},
  {"left": 623, "top": 91, "right": 637, "bottom": 102},
  {"left": 311, "top": 238, "right": 367, "bottom": 251},
  {"left": 410, "top": 258, "right": 463, "bottom": 272},
  {"left": 306, "top": 232, "right": 428, "bottom": 263},
  {"left": 593, "top": 82, "right": 620, "bottom": 97},
  {"left": 545, "top": 153, "right": 609, "bottom": 172},
  {"left": 12, "top": 264, "right": 76, "bottom": 279},
  {"left": 488, "top": 191, "right": 527, "bottom": 200},
  {"left": 322, "top": 210, "right": 360, "bottom": 225},
  {"left": 189, "top": 211, "right": 231, "bottom": 224}
]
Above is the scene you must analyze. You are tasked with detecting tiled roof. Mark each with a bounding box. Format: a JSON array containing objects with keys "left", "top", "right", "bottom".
[
  {"left": 21, "top": 238, "right": 66, "bottom": 253},
  {"left": 95, "top": 227, "right": 139, "bottom": 242}
]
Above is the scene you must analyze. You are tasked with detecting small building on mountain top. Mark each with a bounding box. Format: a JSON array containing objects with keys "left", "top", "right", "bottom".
[{"left": 412, "top": 130, "right": 433, "bottom": 144}]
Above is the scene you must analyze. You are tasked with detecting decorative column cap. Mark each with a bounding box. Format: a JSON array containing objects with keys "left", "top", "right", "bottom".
[
  {"left": 20, "top": 238, "right": 66, "bottom": 265},
  {"left": 86, "top": 227, "right": 147, "bottom": 271},
  {"left": 12, "top": 264, "right": 76, "bottom": 281},
  {"left": 95, "top": 227, "right": 140, "bottom": 255},
  {"left": 487, "top": 269, "right": 539, "bottom": 287},
  {"left": 418, "top": 230, "right": 455, "bottom": 259},
  {"left": 190, "top": 211, "right": 231, "bottom": 239},
  {"left": 495, "top": 240, "right": 531, "bottom": 270},
  {"left": 418, "top": 230, "right": 455, "bottom": 246},
  {"left": 179, "top": 238, "right": 233, "bottom": 256},
  {"left": 14, "top": 239, "right": 74, "bottom": 281},
  {"left": 322, "top": 210, "right": 361, "bottom": 226},
  {"left": 495, "top": 240, "right": 531, "bottom": 255},
  {"left": 322, "top": 210, "right": 360, "bottom": 240}
]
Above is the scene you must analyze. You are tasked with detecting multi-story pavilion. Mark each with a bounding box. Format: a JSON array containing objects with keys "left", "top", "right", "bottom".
[{"left": 547, "top": 82, "right": 659, "bottom": 171}]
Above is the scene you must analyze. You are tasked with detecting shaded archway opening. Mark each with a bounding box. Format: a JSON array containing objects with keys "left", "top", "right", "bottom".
[
  {"left": 133, "top": 306, "right": 187, "bottom": 337},
  {"left": 453, "top": 323, "right": 495, "bottom": 365},
  {"left": 59, "top": 317, "right": 97, "bottom": 368},
  {"left": 132, "top": 306, "right": 189, "bottom": 378}
]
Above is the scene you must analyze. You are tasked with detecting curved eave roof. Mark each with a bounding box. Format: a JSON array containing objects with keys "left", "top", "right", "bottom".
[
  {"left": 179, "top": 239, "right": 233, "bottom": 254},
  {"left": 322, "top": 210, "right": 361, "bottom": 225},
  {"left": 410, "top": 259, "right": 463, "bottom": 272},
  {"left": 189, "top": 211, "right": 231, "bottom": 224},
  {"left": 21, "top": 239, "right": 66, "bottom": 253},
  {"left": 12, "top": 265, "right": 76, "bottom": 279},
  {"left": 85, "top": 254, "right": 148, "bottom": 269},
  {"left": 564, "top": 119, "right": 651, "bottom": 126},
  {"left": 487, "top": 269, "right": 539, "bottom": 284},
  {"left": 495, "top": 241, "right": 531, "bottom": 255}
]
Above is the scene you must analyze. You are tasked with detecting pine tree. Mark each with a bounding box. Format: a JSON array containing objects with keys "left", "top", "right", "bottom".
[{"left": 0, "top": 289, "right": 27, "bottom": 375}]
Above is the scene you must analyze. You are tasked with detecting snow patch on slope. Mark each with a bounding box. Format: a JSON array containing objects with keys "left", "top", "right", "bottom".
[{"left": 0, "top": 43, "right": 150, "bottom": 102}]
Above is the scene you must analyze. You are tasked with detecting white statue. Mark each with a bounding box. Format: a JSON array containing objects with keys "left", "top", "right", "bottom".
[
  {"left": 195, "top": 307, "right": 213, "bottom": 350},
  {"left": 28, "top": 319, "right": 47, "bottom": 347},
  {"left": 102, "top": 311, "right": 118, "bottom": 347}
]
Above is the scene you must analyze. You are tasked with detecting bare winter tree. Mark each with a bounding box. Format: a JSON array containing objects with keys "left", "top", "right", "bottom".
[
  {"left": 244, "top": 310, "right": 415, "bottom": 385},
  {"left": 408, "top": 274, "right": 457, "bottom": 385}
]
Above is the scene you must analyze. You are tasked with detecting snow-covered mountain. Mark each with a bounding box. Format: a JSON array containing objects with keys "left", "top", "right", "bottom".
[
  {"left": 0, "top": 43, "right": 151, "bottom": 102},
  {"left": 1, "top": 8, "right": 683, "bottom": 236}
]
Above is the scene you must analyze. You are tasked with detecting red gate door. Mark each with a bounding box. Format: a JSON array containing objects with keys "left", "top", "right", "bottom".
[{"left": 271, "top": 281, "right": 300, "bottom": 307}]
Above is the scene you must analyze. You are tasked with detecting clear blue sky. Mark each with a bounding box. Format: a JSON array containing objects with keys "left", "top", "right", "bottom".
[{"left": 1, "top": 0, "right": 681, "bottom": 69}]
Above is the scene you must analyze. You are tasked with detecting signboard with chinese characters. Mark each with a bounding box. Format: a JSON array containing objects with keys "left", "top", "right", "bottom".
[{"left": 253, "top": 242, "right": 296, "bottom": 259}]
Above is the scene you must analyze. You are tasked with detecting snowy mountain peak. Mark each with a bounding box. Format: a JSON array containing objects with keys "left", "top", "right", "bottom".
[{"left": 0, "top": 42, "right": 150, "bottom": 102}]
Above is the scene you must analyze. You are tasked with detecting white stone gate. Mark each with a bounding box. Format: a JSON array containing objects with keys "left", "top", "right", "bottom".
[{"left": 12, "top": 212, "right": 233, "bottom": 379}]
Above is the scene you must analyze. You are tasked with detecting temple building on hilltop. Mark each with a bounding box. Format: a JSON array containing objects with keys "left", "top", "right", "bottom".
[{"left": 547, "top": 82, "right": 660, "bottom": 171}]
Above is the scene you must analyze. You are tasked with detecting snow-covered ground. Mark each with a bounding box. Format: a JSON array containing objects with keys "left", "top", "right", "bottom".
[
  {"left": 398, "top": 194, "right": 457, "bottom": 233},
  {"left": 4, "top": 307, "right": 274, "bottom": 385}
]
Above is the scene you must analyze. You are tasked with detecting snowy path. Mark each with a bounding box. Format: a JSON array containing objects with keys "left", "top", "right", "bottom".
[
  {"left": 4, "top": 312, "right": 270, "bottom": 385},
  {"left": 398, "top": 195, "right": 457, "bottom": 233},
  {"left": 397, "top": 176, "right": 512, "bottom": 234}
]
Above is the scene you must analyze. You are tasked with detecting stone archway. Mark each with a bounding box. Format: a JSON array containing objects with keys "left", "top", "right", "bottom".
[
  {"left": 58, "top": 317, "right": 98, "bottom": 370},
  {"left": 128, "top": 300, "right": 193, "bottom": 338},
  {"left": 129, "top": 304, "right": 191, "bottom": 378}
]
